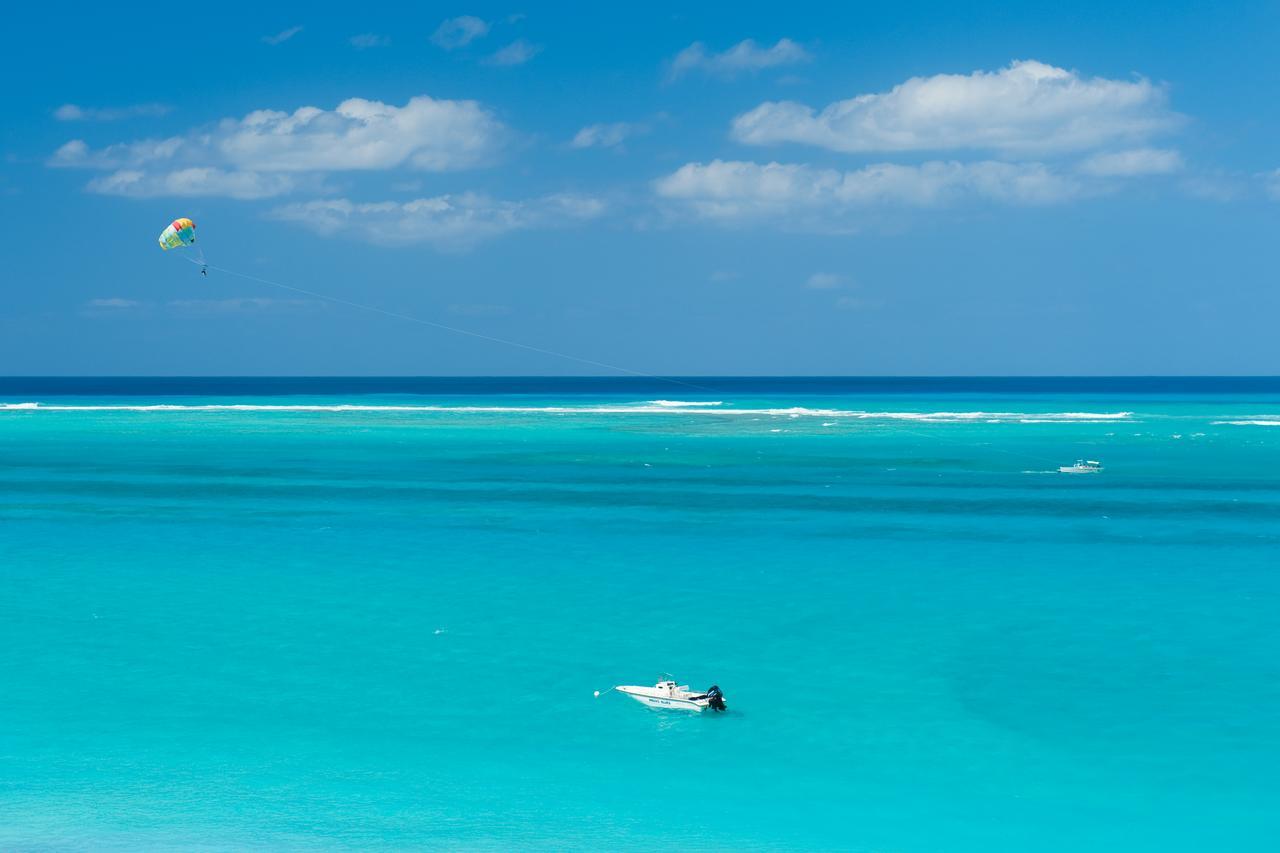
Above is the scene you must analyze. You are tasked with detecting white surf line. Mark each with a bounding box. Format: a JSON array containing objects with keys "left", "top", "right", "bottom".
[
  {"left": 0, "top": 402, "right": 1135, "bottom": 419},
  {"left": 0, "top": 403, "right": 1132, "bottom": 471},
  {"left": 195, "top": 260, "right": 710, "bottom": 393},
  {"left": 34, "top": 256, "right": 1135, "bottom": 472},
  {"left": 0, "top": 397, "right": 1126, "bottom": 470}
]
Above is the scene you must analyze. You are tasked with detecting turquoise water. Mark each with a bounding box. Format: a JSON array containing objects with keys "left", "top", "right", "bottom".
[{"left": 2, "top": 379, "right": 1279, "bottom": 850}]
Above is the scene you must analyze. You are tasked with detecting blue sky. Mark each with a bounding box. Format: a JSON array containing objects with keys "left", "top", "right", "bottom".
[{"left": 2, "top": 1, "right": 1278, "bottom": 375}]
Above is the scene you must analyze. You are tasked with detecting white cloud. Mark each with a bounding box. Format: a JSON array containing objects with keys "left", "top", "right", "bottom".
[
  {"left": 350, "top": 33, "right": 390, "bottom": 49},
  {"left": 219, "top": 97, "right": 503, "bottom": 172},
  {"left": 731, "top": 60, "right": 1179, "bottom": 154},
  {"left": 262, "top": 26, "right": 303, "bottom": 46},
  {"left": 432, "top": 16, "right": 489, "bottom": 49},
  {"left": 1263, "top": 169, "right": 1280, "bottom": 201},
  {"left": 84, "top": 298, "right": 144, "bottom": 310},
  {"left": 51, "top": 95, "right": 506, "bottom": 198},
  {"left": 168, "top": 297, "right": 318, "bottom": 313},
  {"left": 1079, "top": 147, "right": 1183, "bottom": 176},
  {"left": 485, "top": 39, "right": 541, "bottom": 66},
  {"left": 1182, "top": 174, "right": 1245, "bottom": 202},
  {"left": 655, "top": 159, "right": 1082, "bottom": 222},
  {"left": 571, "top": 122, "right": 640, "bottom": 149},
  {"left": 50, "top": 137, "right": 185, "bottom": 168},
  {"left": 87, "top": 168, "right": 300, "bottom": 200},
  {"left": 835, "top": 295, "right": 880, "bottom": 311},
  {"left": 50, "top": 139, "right": 90, "bottom": 164},
  {"left": 81, "top": 297, "right": 315, "bottom": 316},
  {"left": 669, "top": 38, "right": 810, "bottom": 79},
  {"left": 805, "top": 272, "right": 846, "bottom": 289},
  {"left": 269, "top": 192, "right": 605, "bottom": 248},
  {"left": 55, "top": 103, "right": 170, "bottom": 121}
]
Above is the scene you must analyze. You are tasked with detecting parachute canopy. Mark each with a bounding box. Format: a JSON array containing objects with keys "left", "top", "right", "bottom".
[{"left": 158, "top": 217, "right": 196, "bottom": 250}]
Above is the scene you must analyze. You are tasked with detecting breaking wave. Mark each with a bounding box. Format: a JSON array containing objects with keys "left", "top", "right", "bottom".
[
  {"left": 645, "top": 400, "right": 724, "bottom": 407},
  {"left": 0, "top": 401, "right": 1136, "bottom": 422},
  {"left": 1212, "top": 419, "right": 1280, "bottom": 426}
]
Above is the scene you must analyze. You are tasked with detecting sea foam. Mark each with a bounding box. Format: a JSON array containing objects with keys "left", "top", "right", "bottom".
[
  {"left": 0, "top": 401, "right": 1136, "bottom": 422},
  {"left": 645, "top": 400, "right": 724, "bottom": 407},
  {"left": 1211, "top": 419, "right": 1280, "bottom": 426}
]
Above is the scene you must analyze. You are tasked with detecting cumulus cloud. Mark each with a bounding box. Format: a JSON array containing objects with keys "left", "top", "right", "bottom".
[
  {"left": 55, "top": 103, "right": 170, "bottom": 121},
  {"left": 262, "top": 26, "right": 303, "bottom": 46},
  {"left": 731, "top": 60, "right": 1179, "bottom": 154},
  {"left": 571, "top": 122, "right": 641, "bottom": 149},
  {"left": 53, "top": 97, "right": 503, "bottom": 172},
  {"left": 432, "top": 16, "right": 489, "bottom": 49},
  {"left": 84, "top": 298, "right": 144, "bottom": 310},
  {"left": 87, "top": 168, "right": 300, "bottom": 200},
  {"left": 350, "top": 33, "right": 390, "bottom": 49},
  {"left": 1079, "top": 147, "right": 1183, "bottom": 176},
  {"left": 269, "top": 192, "right": 605, "bottom": 248},
  {"left": 655, "top": 159, "right": 1082, "bottom": 222},
  {"left": 50, "top": 95, "right": 506, "bottom": 198},
  {"left": 1181, "top": 174, "right": 1245, "bottom": 202},
  {"left": 669, "top": 38, "right": 810, "bottom": 79},
  {"left": 485, "top": 39, "right": 541, "bottom": 66},
  {"left": 51, "top": 136, "right": 183, "bottom": 168},
  {"left": 55, "top": 105, "right": 89, "bottom": 121},
  {"left": 50, "top": 139, "right": 91, "bottom": 165},
  {"left": 1262, "top": 169, "right": 1280, "bottom": 201},
  {"left": 219, "top": 97, "right": 503, "bottom": 172}
]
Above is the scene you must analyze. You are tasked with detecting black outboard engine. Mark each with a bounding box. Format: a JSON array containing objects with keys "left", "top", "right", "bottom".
[{"left": 705, "top": 685, "right": 727, "bottom": 712}]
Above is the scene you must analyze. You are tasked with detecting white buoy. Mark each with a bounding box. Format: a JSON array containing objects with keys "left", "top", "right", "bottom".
[{"left": 593, "top": 690, "right": 601, "bottom": 697}]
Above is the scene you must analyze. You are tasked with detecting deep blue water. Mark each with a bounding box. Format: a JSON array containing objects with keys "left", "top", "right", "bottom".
[{"left": 2, "top": 378, "right": 1278, "bottom": 850}]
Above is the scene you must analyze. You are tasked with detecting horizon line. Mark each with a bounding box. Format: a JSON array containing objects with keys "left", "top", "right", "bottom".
[{"left": 3, "top": 375, "right": 1280, "bottom": 381}]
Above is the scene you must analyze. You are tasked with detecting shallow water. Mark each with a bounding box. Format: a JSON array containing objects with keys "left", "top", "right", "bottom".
[{"left": 2, "top": 378, "right": 1278, "bottom": 850}]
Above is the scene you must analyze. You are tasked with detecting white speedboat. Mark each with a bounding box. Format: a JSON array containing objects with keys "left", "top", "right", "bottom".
[
  {"left": 1059, "top": 459, "right": 1103, "bottom": 474},
  {"left": 601, "top": 679, "right": 727, "bottom": 712}
]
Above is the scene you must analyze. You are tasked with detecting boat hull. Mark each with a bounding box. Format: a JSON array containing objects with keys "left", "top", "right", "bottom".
[{"left": 617, "top": 687, "right": 707, "bottom": 712}]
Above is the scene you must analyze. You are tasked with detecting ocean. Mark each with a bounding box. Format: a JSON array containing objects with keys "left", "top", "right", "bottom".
[{"left": 2, "top": 377, "right": 1278, "bottom": 850}]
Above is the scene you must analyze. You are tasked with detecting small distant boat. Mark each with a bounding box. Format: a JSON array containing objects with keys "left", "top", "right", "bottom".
[
  {"left": 599, "top": 679, "right": 727, "bottom": 712},
  {"left": 1059, "top": 459, "right": 1103, "bottom": 474}
]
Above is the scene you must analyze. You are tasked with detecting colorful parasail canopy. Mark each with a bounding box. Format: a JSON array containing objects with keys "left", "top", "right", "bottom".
[{"left": 158, "top": 217, "right": 196, "bottom": 250}]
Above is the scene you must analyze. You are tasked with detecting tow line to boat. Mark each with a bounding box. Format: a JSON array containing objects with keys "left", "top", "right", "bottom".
[
  {"left": 181, "top": 259, "right": 1105, "bottom": 474},
  {"left": 188, "top": 259, "right": 710, "bottom": 392}
]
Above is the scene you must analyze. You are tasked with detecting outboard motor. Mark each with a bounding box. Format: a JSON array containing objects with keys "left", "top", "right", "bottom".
[{"left": 705, "top": 685, "right": 727, "bottom": 712}]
